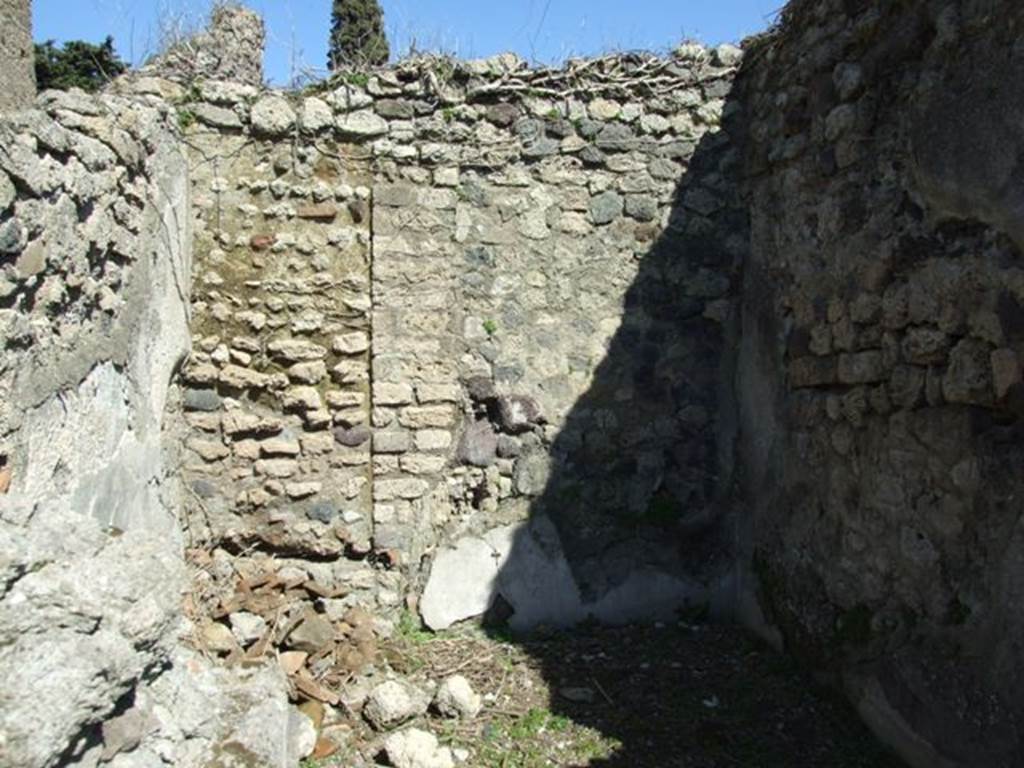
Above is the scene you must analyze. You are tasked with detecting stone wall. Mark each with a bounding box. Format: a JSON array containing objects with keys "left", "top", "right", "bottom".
[
  {"left": 736, "top": 1, "right": 1024, "bottom": 766},
  {"left": 0, "top": 88, "right": 312, "bottom": 768},
  {"left": 154, "top": 47, "right": 747, "bottom": 637},
  {"left": 0, "top": 0, "right": 35, "bottom": 112}
]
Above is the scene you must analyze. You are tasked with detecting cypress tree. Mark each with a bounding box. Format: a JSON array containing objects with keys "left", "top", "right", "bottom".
[{"left": 328, "top": 0, "right": 390, "bottom": 71}]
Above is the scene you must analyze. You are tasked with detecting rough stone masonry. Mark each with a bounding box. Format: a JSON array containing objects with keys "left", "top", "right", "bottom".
[{"left": 1, "top": 1, "right": 1024, "bottom": 766}]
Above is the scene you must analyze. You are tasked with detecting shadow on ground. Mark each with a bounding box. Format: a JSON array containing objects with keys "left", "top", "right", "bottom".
[{"left": 508, "top": 622, "right": 903, "bottom": 768}]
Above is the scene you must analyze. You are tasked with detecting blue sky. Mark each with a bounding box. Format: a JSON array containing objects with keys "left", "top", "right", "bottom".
[{"left": 33, "top": 0, "right": 783, "bottom": 85}]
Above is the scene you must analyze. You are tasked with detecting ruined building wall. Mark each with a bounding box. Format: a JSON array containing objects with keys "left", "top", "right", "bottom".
[
  {"left": 736, "top": 1, "right": 1024, "bottom": 766},
  {"left": 155, "top": 47, "right": 746, "bottom": 634},
  {"left": 0, "top": 90, "right": 192, "bottom": 765},
  {"left": 0, "top": 0, "right": 35, "bottom": 113},
  {"left": 0, "top": 88, "right": 315, "bottom": 768}
]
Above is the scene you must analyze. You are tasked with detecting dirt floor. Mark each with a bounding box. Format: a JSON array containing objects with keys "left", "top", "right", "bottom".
[{"left": 307, "top": 618, "right": 904, "bottom": 767}]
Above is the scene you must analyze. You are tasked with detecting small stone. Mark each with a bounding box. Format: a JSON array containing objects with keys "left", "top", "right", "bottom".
[
  {"left": 712, "top": 43, "right": 743, "bottom": 67},
  {"left": 229, "top": 612, "right": 268, "bottom": 646},
  {"left": 250, "top": 233, "right": 276, "bottom": 251},
  {"left": 414, "top": 384, "right": 457, "bottom": 404},
  {"left": 374, "top": 382, "right": 414, "bottom": 406},
  {"left": 486, "top": 103, "right": 519, "bottom": 126},
  {"left": 288, "top": 361, "right": 328, "bottom": 384},
  {"left": 188, "top": 438, "right": 230, "bottom": 462},
  {"left": 287, "top": 611, "right": 335, "bottom": 653},
  {"left": 260, "top": 438, "right": 300, "bottom": 457},
  {"left": 521, "top": 137, "right": 559, "bottom": 159},
  {"left": 307, "top": 501, "right": 336, "bottom": 523},
  {"left": 589, "top": 191, "right": 624, "bottom": 225},
  {"left": 376, "top": 99, "right": 415, "bottom": 119},
  {"left": 223, "top": 411, "right": 282, "bottom": 436},
  {"left": 497, "top": 396, "right": 541, "bottom": 433},
  {"left": 282, "top": 386, "right": 323, "bottom": 411},
  {"left": 375, "top": 431, "right": 412, "bottom": 454},
  {"left": 268, "top": 339, "right": 328, "bottom": 363},
  {"left": 289, "top": 708, "right": 318, "bottom": 762},
  {"left": 457, "top": 421, "right": 498, "bottom": 467},
  {"left": 434, "top": 676, "right": 482, "bottom": 719},
  {"left": 219, "top": 365, "right": 269, "bottom": 389},
  {"left": 496, "top": 435, "right": 521, "bottom": 458},
  {"left": 595, "top": 123, "right": 636, "bottom": 152},
  {"left": 15, "top": 240, "right": 46, "bottom": 277},
  {"left": 833, "top": 62, "right": 864, "bottom": 101},
  {"left": 463, "top": 376, "right": 496, "bottom": 402},
  {"left": 254, "top": 459, "right": 299, "bottom": 478},
  {"left": 944, "top": 339, "right": 993, "bottom": 405},
  {"left": 416, "top": 430, "right": 452, "bottom": 451},
  {"left": 286, "top": 481, "right": 322, "bottom": 499},
  {"left": 334, "top": 424, "right": 371, "bottom": 447},
  {"left": 300, "top": 96, "right": 334, "bottom": 131},
  {"left": 183, "top": 388, "right": 222, "bottom": 412},
  {"left": 202, "top": 622, "right": 237, "bottom": 654},
  {"left": 251, "top": 95, "right": 297, "bottom": 136},
  {"left": 336, "top": 109, "right": 388, "bottom": 138},
  {"left": 384, "top": 728, "right": 455, "bottom": 768},
  {"left": 624, "top": 195, "right": 658, "bottom": 222},
  {"left": 364, "top": 681, "right": 431, "bottom": 731},
  {"left": 296, "top": 203, "right": 337, "bottom": 221},
  {"left": 514, "top": 453, "right": 550, "bottom": 496},
  {"left": 193, "top": 103, "right": 242, "bottom": 129},
  {"left": 588, "top": 98, "right": 621, "bottom": 120},
  {"left": 333, "top": 331, "right": 369, "bottom": 355}
]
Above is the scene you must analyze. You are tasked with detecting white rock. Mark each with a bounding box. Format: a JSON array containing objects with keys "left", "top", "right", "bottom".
[
  {"left": 251, "top": 95, "right": 296, "bottom": 136},
  {"left": 713, "top": 43, "right": 743, "bottom": 67},
  {"left": 434, "top": 675, "right": 482, "bottom": 719},
  {"left": 336, "top": 109, "right": 389, "bottom": 138},
  {"left": 229, "top": 611, "right": 268, "bottom": 646},
  {"left": 300, "top": 96, "right": 334, "bottom": 132},
  {"left": 588, "top": 98, "right": 622, "bottom": 120},
  {"left": 363, "top": 680, "right": 430, "bottom": 730},
  {"left": 327, "top": 85, "right": 374, "bottom": 112},
  {"left": 288, "top": 707, "right": 318, "bottom": 760},
  {"left": 384, "top": 728, "right": 455, "bottom": 768},
  {"left": 200, "top": 80, "right": 258, "bottom": 105}
]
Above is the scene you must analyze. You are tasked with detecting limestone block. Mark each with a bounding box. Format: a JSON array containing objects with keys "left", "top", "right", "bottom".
[
  {"left": 251, "top": 95, "right": 297, "bottom": 137},
  {"left": 415, "top": 430, "right": 453, "bottom": 451},
  {"left": 373, "top": 382, "right": 414, "bottom": 405},
  {"left": 375, "top": 478, "right": 430, "bottom": 501},
  {"left": 336, "top": 110, "right": 388, "bottom": 139},
  {"left": 282, "top": 386, "right": 323, "bottom": 411},
  {"left": 398, "top": 406, "right": 455, "bottom": 429}
]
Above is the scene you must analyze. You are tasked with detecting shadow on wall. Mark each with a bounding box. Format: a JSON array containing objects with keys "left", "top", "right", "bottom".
[
  {"left": 461, "top": 56, "right": 904, "bottom": 766},
  {"left": 481, "top": 66, "right": 752, "bottom": 766},
  {"left": 484, "top": 100, "right": 748, "bottom": 633}
]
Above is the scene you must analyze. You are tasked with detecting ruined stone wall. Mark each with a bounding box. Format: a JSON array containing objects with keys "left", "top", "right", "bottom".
[
  {"left": 0, "top": 88, "right": 316, "bottom": 768},
  {"left": 147, "top": 46, "right": 746, "bottom": 635},
  {"left": 0, "top": 89, "right": 192, "bottom": 765},
  {"left": 737, "top": 1, "right": 1024, "bottom": 766},
  {"left": 0, "top": 0, "right": 35, "bottom": 113}
]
